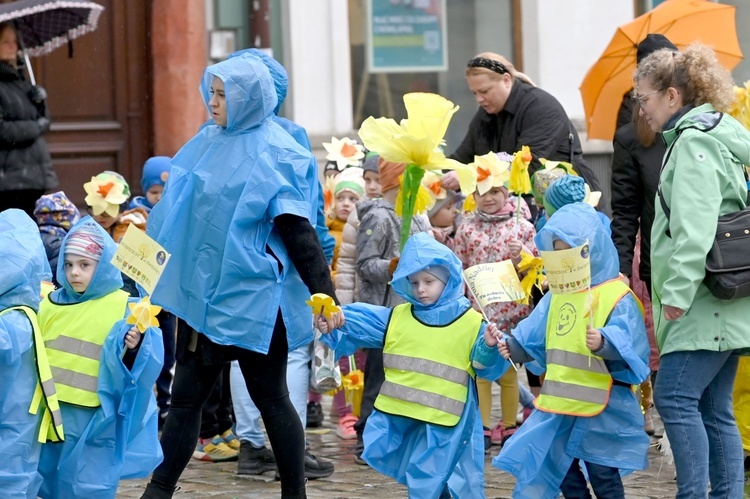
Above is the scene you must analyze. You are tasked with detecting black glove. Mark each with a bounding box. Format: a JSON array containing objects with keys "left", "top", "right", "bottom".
[
  {"left": 37, "top": 117, "right": 50, "bottom": 133},
  {"left": 29, "top": 85, "right": 47, "bottom": 103}
]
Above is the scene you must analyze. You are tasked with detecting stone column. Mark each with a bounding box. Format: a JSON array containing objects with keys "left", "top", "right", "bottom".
[{"left": 151, "top": 0, "right": 208, "bottom": 156}]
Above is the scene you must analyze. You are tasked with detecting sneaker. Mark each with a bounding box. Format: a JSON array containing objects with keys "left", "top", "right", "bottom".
[
  {"left": 237, "top": 441, "right": 276, "bottom": 475},
  {"left": 306, "top": 401, "right": 324, "bottom": 428},
  {"left": 192, "top": 435, "right": 239, "bottom": 462},
  {"left": 352, "top": 439, "right": 368, "bottom": 465},
  {"left": 483, "top": 426, "right": 492, "bottom": 454},
  {"left": 336, "top": 413, "right": 359, "bottom": 440},
  {"left": 221, "top": 429, "right": 241, "bottom": 451},
  {"left": 491, "top": 423, "right": 517, "bottom": 445},
  {"left": 643, "top": 406, "right": 655, "bottom": 436},
  {"left": 274, "top": 450, "right": 335, "bottom": 480}
]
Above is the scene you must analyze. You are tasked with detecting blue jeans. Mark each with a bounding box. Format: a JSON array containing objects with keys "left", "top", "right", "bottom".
[
  {"left": 230, "top": 344, "right": 311, "bottom": 447},
  {"left": 558, "top": 458, "right": 624, "bottom": 499},
  {"left": 654, "top": 350, "right": 743, "bottom": 498}
]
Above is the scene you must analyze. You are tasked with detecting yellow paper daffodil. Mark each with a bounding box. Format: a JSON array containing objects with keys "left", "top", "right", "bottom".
[
  {"left": 583, "top": 292, "right": 600, "bottom": 320},
  {"left": 395, "top": 175, "right": 435, "bottom": 216},
  {"left": 358, "top": 92, "right": 465, "bottom": 250},
  {"left": 322, "top": 175, "right": 335, "bottom": 215},
  {"left": 516, "top": 251, "right": 545, "bottom": 305},
  {"left": 341, "top": 369, "right": 365, "bottom": 417},
  {"left": 323, "top": 137, "right": 365, "bottom": 171},
  {"left": 126, "top": 297, "right": 162, "bottom": 333},
  {"left": 465, "top": 152, "right": 511, "bottom": 195},
  {"left": 358, "top": 93, "right": 462, "bottom": 171},
  {"left": 462, "top": 194, "right": 477, "bottom": 213},
  {"left": 509, "top": 146, "right": 532, "bottom": 195},
  {"left": 421, "top": 171, "right": 446, "bottom": 200},
  {"left": 584, "top": 183, "right": 602, "bottom": 208},
  {"left": 728, "top": 80, "right": 750, "bottom": 131},
  {"left": 305, "top": 293, "right": 341, "bottom": 319},
  {"left": 83, "top": 175, "right": 129, "bottom": 217}
]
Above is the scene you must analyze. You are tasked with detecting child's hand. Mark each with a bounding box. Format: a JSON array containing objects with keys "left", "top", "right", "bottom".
[
  {"left": 586, "top": 326, "right": 603, "bottom": 351},
  {"left": 484, "top": 322, "right": 501, "bottom": 347},
  {"left": 497, "top": 340, "right": 511, "bottom": 360},
  {"left": 124, "top": 326, "right": 141, "bottom": 350},
  {"left": 318, "top": 311, "right": 345, "bottom": 334},
  {"left": 508, "top": 240, "right": 523, "bottom": 259},
  {"left": 431, "top": 228, "right": 446, "bottom": 243}
]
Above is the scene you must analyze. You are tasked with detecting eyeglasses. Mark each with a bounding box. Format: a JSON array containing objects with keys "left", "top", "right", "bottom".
[{"left": 632, "top": 89, "right": 662, "bottom": 109}]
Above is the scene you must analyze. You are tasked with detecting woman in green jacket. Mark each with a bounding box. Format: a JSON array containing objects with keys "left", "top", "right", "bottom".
[{"left": 635, "top": 43, "right": 750, "bottom": 498}]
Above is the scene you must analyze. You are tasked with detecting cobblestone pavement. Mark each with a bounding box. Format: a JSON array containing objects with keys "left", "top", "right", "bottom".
[{"left": 118, "top": 398, "right": 679, "bottom": 498}]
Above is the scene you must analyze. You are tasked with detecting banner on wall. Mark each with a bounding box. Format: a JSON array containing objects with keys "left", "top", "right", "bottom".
[{"left": 366, "top": 0, "right": 448, "bottom": 73}]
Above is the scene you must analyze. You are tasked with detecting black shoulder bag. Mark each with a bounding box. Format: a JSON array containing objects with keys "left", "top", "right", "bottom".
[{"left": 657, "top": 122, "right": 750, "bottom": 300}]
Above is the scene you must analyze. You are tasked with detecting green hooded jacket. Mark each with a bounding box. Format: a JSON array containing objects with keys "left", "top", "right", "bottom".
[{"left": 652, "top": 103, "right": 750, "bottom": 356}]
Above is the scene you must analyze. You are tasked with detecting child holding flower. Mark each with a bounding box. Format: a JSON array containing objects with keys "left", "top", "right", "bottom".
[
  {"left": 452, "top": 152, "right": 538, "bottom": 450},
  {"left": 319, "top": 232, "right": 509, "bottom": 498}
]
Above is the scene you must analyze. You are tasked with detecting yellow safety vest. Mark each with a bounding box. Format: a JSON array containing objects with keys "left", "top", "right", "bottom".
[
  {"left": 374, "top": 304, "right": 483, "bottom": 427},
  {"left": 0, "top": 306, "right": 64, "bottom": 443},
  {"left": 535, "top": 279, "right": 636, "bottom": 417},
  {"left": 38, "top": 290, "right": 130, "bottom": 408}
]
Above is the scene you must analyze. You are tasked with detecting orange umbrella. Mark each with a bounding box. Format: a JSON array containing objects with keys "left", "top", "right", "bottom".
[{"left": 580, "top": 0, "right": 743, "bottom": 141}]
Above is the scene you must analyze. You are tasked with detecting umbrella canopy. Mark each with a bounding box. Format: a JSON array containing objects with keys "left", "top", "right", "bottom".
[
  {"left": 0, "top": 0, "right": 104, "bottom": 58},
  {"left": 580, "top": 0, "right": 743, "bottom": 141}
]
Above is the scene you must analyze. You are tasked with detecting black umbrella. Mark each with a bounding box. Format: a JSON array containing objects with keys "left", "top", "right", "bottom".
[{"left": 0, "top": 0, "right": 104, "bottom": 84}]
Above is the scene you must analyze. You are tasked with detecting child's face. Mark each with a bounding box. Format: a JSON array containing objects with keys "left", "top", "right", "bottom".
[
  {"left": 474, "top": 187, "right": 508, "bottom": 215},
  {"left": 364, "top": 171, "right": 381, "bottom": 199},
  {"left": 208, "top": 76, "right": 227, "bottom": 127},
  {"left": 146, "top": 185, "right": 164, "bottom": 206},
  {"left": 429, "top": 202, "right": 456, "bottom": 228},
  {"left": 88, "top": 206, "right": 120, "bottom": 230},
  {"left": 553, "top": 240, "right": 572, "bottom": 251},
  {"left": 64, "top": 256, "right": 98, "bottom": 293},
  {"left": 334, "top": 191, "right": 359, "bottom": 221},
  {"left": 409, "top": 270, "right": 446, "bottom": 306}
]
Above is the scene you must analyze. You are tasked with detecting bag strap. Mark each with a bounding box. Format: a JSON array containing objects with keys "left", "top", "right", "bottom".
[{"left": 657, "top": 117, "right": 750, "bottom": 239}]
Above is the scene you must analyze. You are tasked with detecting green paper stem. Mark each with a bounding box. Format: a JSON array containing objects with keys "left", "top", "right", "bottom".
[{"left": 399, "top": 165, "right": 425, "bottom": 252}]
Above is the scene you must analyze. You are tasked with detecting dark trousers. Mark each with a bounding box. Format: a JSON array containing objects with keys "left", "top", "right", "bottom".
[
  {"left": 149, "top": 314, "right": 306, "bottom": 497},
  {"left": 559, "top": 458, "right": 624, "bottom": 499},
  {"left": 155, "top": 310, "right": 176, "bottom": 416},
  {"left": 353, "top": 347, "right": 385, "bottom": 438},
  {"left": 199, "top": 363, "right": 234, "bottom": 438},
  {"left": 0, "top": 188, "right": 45, "bottom": 218}
]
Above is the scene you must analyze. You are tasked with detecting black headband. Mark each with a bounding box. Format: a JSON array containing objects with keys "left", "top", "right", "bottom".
[{"left": 467, "top": 57, "right": 509, "bottom": 75}]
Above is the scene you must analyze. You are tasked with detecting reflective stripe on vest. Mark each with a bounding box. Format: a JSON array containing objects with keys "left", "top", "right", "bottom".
[
  {"left": 1, "top": 306, "right": 64, "bottom": 442},
  {"left": 374, "top": 303, "right": 483, "bottom": 427},
  {"left": 535, "top": 279, "right": 635, "bottom": 417},
  {"left": 39, "top": 290, "right": 130, "bottom": 408}
]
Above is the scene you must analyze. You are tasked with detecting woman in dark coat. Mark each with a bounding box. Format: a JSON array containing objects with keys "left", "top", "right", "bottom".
[
  {"left": 442, "top": 52, "right": 600, "bottom": 193},
  {"left": 0, "top": 22, "right": 56, "bottom": 216}
]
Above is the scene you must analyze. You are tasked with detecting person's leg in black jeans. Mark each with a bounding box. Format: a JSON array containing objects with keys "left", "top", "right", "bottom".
[
  {"left": 238, "top": 312, "right": 306, "bottom": 498},
  {"left": 199, "top": 364, "right": 234, "bottom": 439},
  {"left": 559, "top": 458, "right": 592, "bottom": 498},
  {"left": 352, "top": 347, "right": 385, "bottom": 461},
  {"left": 155, "top": 311, "right": 176, "bottom": 428},
  {"left": 585, "top": 461, "right": 625, "bottom": 499},
  {"left": 143, "top": 334, "right": 226, "bottom": 496}
]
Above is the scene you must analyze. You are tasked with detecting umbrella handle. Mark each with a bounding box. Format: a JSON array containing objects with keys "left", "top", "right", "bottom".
[{"left": 24, "top": 52, "right": 36, "bottom": 86}]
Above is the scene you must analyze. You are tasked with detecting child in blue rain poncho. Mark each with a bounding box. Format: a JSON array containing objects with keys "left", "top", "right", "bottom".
[
  {"left": 319, "top": 232, "right": 510, "bottom": 499},
  {"left": 0, "top": 210, "right": 62, "bottom": 499},
  {"left": 495, "top": 203, "right": 650, "bottom": 499},
  {"left": 37, "top": 217, "right": 164, "bottom": 499}
]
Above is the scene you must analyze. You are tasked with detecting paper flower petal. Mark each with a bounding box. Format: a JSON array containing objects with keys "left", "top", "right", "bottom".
[
  {"left": 323, "top": 137, "right": 365, "bottom": 170},
  {"left": 509, "top": 146, "right": 532, "bottom": 195},
  {"left": 126, "top": 297, "right": 162, "bottom": 333},
  {"left": 305, "top": 293, "right": 341, "bottom": 319}
]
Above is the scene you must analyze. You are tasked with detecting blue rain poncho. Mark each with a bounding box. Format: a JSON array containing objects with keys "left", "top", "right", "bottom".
[
  {"left": 147, "top": 55, "right": 318, "bottom": 354},
  {"left": 323, "top": 233, "right": 509, "bottom": 498},
  {"left": 230, "top": 49, "right": 336, "bottom": 268},
  {"left": 0, "top": 209, "right": 52, "bottom": 499},
  {"left": 492, "top": 203, "right": 650, "bottom": 499},
  {"left": 37, "top": 217, "right": 164, "bottom": 499}
]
